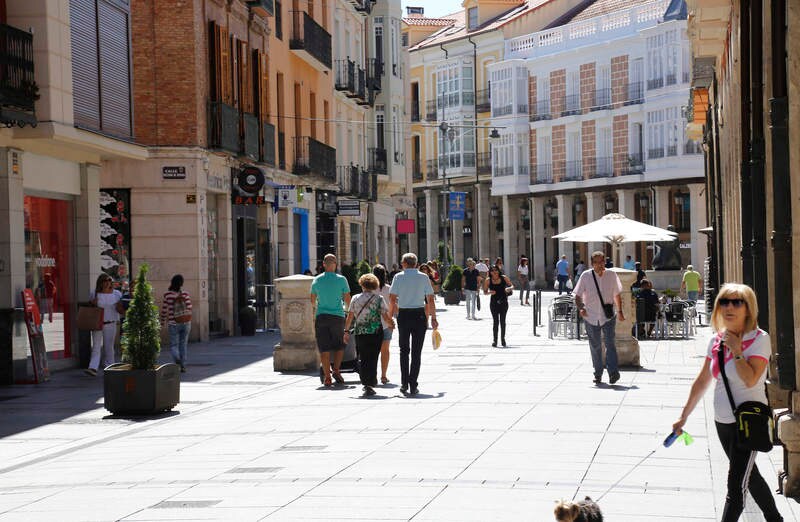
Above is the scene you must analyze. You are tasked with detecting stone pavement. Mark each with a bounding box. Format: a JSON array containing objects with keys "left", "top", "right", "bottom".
[{"left": 1, "top": 293, "right": 799, "bottom": 521}]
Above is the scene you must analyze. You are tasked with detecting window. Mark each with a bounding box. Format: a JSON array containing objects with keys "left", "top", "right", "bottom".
[
  {"left": 671, "top": 192, "right": 690, "bottom": 232},
  {"left": 647, "top": 110, "right": 665, "bottom": 158},
  {"left": 647, "top": 30, "right": 677, "bottom": 89},
  {"left": 492, "top": 133, "right": 513, "bottom": 176},
  {"left": 665, "top": 107, "right": 681, "bottom": 156},
  {"left": 566, "top": 70, "right": 580, "bottom": 113},
  {"left": 490, "top": 67, "right": 512, "bottom": 116},
  {"left": 350, "top": 223, "right": 362, "bottom": 262},
  {"left": 401, "top": 32, "right": 409, "bottom": 47},
  {"left": 375, "top": 25, "right": 383, "bottom": 66},
  {"left": 376, "top": 106, "right": 385, "bottom": 149},
  {"left": 391, "top": 19, "right": 398, "bottom": 76},
  {"left": 515, "top": 67, "right": 528, "bottom": 113},
  {"left": 275, "top": 1, "right": 282, "bottom": 40},
  {"left": 437, "top": 62, "right": 474, "bottom": 109},
  {"left": 468, "top": 7, "right": 478, "bottom": 30},
  {"left": 393, "top": 105, "right": 401, "bottom": 163}
]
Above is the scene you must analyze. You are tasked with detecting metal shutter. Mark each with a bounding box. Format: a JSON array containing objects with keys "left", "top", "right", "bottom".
[
  {"left": 70, "top": 0, "right": 100, "bottom": 129},
  {"left": 97, "top": 0, "right": 132, "bottom": 137}
]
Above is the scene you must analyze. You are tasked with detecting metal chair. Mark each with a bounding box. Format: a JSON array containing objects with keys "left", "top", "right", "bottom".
[
  {"left": 634, "top": 297, "right": 660, "bottom": 339},
  {"left": 548, "top": 295, "right": 578, "bottom": 339},
  {"left": 662, "top": 300, "right": 691, "bottom": 339}
]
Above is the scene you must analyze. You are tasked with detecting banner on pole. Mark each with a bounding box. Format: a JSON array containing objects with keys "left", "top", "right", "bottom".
[{"left": 448, "top": 192, "right": 466, "bottom": 220}]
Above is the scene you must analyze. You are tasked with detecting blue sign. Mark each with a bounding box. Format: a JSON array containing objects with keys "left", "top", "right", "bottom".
[{"left": 448, "top": 192, "right": 467, "bottom": 220}]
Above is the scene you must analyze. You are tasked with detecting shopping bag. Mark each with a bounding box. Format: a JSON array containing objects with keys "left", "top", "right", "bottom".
[
  {"left": 476, "top": 293, "right": 481, "bottom": 311},
  {"left": 566, "top": 279, "right": 573, "bottom": 290},
  {"left": 432, "top": 328, "right": 442, "bottom": 350},
  {"left": 77, "top": 305, "right": 104, "bottom": 331}
]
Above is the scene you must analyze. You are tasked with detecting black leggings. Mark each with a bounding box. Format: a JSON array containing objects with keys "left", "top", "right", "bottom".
[
  {"left": 715, "top": 421, "right": 783, "bottom": 522},
  {"left": 490, "top": 300, "right": 508, "bottom": 343}
]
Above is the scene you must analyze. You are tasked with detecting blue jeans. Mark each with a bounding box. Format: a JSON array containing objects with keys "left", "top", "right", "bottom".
[
  {"left": 464, "top": 289, "right": 477, "bottom": 317},
  {"left": 584, "top": 317, "right": 618, "bottom": 378},
  {"left": 687, "top": 290, "right": 698, "bottom": 301},
  {"left": 169, "top": 322, "right": 191, "bottom": 365},
  {"left": 557, "top": 274, "right": 570, "bottom": 295}
]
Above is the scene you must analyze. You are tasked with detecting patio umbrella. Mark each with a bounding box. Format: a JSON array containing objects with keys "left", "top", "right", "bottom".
[{"left": 553, "top": 213, "right": 677, "bottom": 265}]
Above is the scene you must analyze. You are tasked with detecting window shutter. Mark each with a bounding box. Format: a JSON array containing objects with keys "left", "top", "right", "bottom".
[
  {"left": 255, "top": 50, "right": 269, "bottom": 121},
  {"left": 220, "top": 26, "right": 232, "bottom": 104},
  {"left": 97, "top": 0, "right": 132, "bottom": 137},
  {"left": 70, "top": 0, "right": 100, "bottom": 129}
]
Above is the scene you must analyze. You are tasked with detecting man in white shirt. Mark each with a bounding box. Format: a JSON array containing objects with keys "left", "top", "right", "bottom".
[
  {"left": 573, "top": 251, "right": 625, "bottom": 385},
  {"left": 475, "top": 258, "right": 489, "bottom": 276}
]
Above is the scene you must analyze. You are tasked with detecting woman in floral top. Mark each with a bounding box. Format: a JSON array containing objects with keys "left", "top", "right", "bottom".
[{"left": 344, "top": 274, "right": 395, "bottom": 397}]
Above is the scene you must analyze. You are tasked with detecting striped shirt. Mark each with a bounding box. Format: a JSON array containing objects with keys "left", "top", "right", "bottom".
[{"left": 160, "top": 291, "right": 193, "bottom": 325}]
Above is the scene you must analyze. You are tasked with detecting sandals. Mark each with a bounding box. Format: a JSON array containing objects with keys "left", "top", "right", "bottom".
[
  {"left": 332, "top": 370, "right": 345, "bottom": 384},
  {"left": 323, "top": 376, "right": 333, "bottom": 387},
  {"left": 381, "top": 376, "right": 389, "bottom": 385}
]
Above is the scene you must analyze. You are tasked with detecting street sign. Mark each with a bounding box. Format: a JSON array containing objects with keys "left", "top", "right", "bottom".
[
  {"left": 448, "top": 191, "right": 466, "bottom": 220},
  {"left": 338, "top": 200, "right": 360, "bottom": 216},
  {"left": 278, "top": 186, "right": 298, "bottom": 208},
  {"left": 162, "top": 166, "right": 186, "bottom": 179}
]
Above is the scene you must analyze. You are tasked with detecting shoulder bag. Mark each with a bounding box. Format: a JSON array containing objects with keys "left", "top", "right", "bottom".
[
  {"left": 591, "top": 271, "right": 615, "bottom": 319},
  {"left": 717, "top": 342, "right": 774, "bottom": 452},
  {"left": 348, "top": 294, "right": 377, "bottom": 334}
]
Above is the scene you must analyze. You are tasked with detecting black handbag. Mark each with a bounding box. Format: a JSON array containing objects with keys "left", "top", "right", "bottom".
[
  {"left": 591, "top": 271, "right": 615, "bottom": 319},
  {"left": 717, "top": 344, "right": 774, "bottom": 452}
]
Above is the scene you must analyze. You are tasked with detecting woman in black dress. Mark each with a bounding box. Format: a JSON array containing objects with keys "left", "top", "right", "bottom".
[{"left": 483, "top": 266, "right": 512, "bottom": 347}]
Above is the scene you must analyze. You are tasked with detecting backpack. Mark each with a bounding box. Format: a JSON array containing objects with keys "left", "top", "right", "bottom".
[{"left": 173, "top": 292, "right": 192, "bottom": 323}]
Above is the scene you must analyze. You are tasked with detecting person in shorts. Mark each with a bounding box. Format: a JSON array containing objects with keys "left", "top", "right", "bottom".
[{"left": 310, "top": 254, "right": 351, "bottom": 387}]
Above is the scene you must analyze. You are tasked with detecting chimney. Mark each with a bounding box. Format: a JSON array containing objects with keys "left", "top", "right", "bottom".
[{"left": 406, "top": 6, "right": 424, "bottom": 18}]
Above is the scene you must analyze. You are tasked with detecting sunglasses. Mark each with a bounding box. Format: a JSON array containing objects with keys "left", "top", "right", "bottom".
[{"left": 718, "top": 298, "right": 745, "bottom": 308}]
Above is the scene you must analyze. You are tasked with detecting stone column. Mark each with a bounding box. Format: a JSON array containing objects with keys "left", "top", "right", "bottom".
[
  {"left": 688, "top": 183, "right": 707, "bottom": 270},
  {"left": 424, "top": 189, "right": 437, "bottom": 262},
  {"left": 277, "top": 208, "right": 293, "bottom": 276},
  {"left": 555, "top": 193, "right": 574, "bottom": 261},
  {"left": 654, "top": 185, "right": 671, "bottom": 228},
  {"left": 478, "top": 185, "right": 491, "bottom": 259},
  {"left": 273, "top": 275, "right": 319, "bottom": 371},
  {"left": 617, "top": 188, "right": 636, "bottom": 262},
  {"left": 609, "top": 268, "right": 640, "bottom": 367},
  {"left": 452, "top": 215, "right": 463, "bottom": 266},
  {"left": 585, "top": 191, "right": 603, "bottom": 256},
  {"left": 473, "top": 183, "right": 482, "bottom": 259},
  {"left": 530, "top": 197, "right": 546, "bottom": 285}
]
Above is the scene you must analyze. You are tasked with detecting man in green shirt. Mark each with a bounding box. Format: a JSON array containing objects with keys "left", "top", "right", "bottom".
[
  {"left": 310, "top": 254, "right": 351, "bottom": 386},
  {"left": 681, "top": 264, "right": 702, "bottom": 301}
]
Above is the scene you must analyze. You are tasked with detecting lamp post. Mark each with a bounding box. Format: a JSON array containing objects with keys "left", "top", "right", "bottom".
[{"left": 439, "top": 121, "right": 457, "bottom": 274}]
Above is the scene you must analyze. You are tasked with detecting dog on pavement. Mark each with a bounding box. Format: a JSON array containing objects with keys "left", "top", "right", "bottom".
[{"left": 554, "top": 496, "right": 604, "bottom": 522}]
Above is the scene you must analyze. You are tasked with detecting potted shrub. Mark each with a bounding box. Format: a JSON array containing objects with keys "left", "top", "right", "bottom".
[
  {"left": 104, "top": 264, "right": 180, "bottom": 415},
  {"left": 341, "top": 263, "right": 360, "bottom": 294},
  {"left": 442, "top": 264, "right": 464, "bottom": 305},
  {"left": 239, "top": 305, "right": 257, "bottom": 336}
]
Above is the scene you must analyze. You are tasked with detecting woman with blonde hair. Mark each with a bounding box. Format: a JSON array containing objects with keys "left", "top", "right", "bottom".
[
  {"left": 85, "top": 274, "right": 125, "bottom": 376},
  {"left": 672, "top": 283, "right": 783, "bottom": 521}
]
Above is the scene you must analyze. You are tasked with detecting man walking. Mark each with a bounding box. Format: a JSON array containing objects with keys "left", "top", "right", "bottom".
[
  {"left": 680, "top": 264, "right": 702, "bottom": 301},
  {"left": 462, "top": 258, "right": 481, "bottom": 320},
  {"left": 556, "top": 255, "right": 571, "bottom": 295},
  {"left": 573, "top": 251, "right": 624, "bottom": 385},
  {"left": 310, "top": 254, "right": 351, "bottom": 387},
  {"left": 389, "top": 253, "right": 438, "bottom": 395}
]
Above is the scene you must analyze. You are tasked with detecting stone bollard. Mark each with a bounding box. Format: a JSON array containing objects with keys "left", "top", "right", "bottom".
[
  {"left": 610, "top": 268, "right": 640, "bottom": 367},
  {"left": 273, "top": 275, "right": 320, "bottom": 371}
]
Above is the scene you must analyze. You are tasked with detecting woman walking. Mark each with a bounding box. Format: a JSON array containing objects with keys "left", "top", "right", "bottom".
[
  {"left": 483, "top": 266, "right": 512, "bottom": 347},
  {"left": 672, "top": 283, "right": 783, "bottom": 521},
  {"left": 372, "top": 264, "right": 393, "bottom": 384},
  {"left": 86, "top": 274, "right": 124, "bottom": 376},
  {"left": 517, "top": 257, "right": 531, "bottom": 306},
  {"left": 344, "top": 274, "right": 394, "bottom": 397},
  {"left": 160, "top": 274, "right": 193, "bottom": 373}
]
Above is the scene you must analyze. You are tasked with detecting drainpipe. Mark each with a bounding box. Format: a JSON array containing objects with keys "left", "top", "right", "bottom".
[
  {"left": 748, "top": 0, "right": 769, "bottom": 327},
  {"left": 468, "top": 35, "right": 480, "bottom": 259},
  {"left": 768, "top": 0, "right": 794, "bottom": 389}
]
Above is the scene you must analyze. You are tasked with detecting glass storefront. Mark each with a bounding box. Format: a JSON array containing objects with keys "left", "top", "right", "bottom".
[
  {"left": 207, "top": 195, "right": 223, "bottom": 333},
  {"left": 24, "top": 196, "right": 74, "bottom": 358}
]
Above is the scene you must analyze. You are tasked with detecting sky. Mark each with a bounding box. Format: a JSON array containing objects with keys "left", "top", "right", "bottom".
[{"left": 400, "top": 0, "right": 464, "bottom": 19}]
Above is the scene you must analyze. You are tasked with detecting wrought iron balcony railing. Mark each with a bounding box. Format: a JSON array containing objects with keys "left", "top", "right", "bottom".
[
  {"left": 411, "top": 100, "right": 420, "bottom": 122},
  {"left": 368, "top": 147, "right": 387, "bottom": 174},
  {"left": 412, "top": 158, "right": 423, "bottom": 180},
  {"left": 367, "top": 58, "right": 382, "bottom": 91},
  {"left": 666, "top": 144, "right": 678, "bottom": 157},
  {"left": 477, "top": 152, "right": 491, "bottom": 174},
  {"left": 591, "top": 88, "right": 611, "bottom": 111},
  {"left": 665, "top": 72, "right": 677, "bottom": 86},
  {"left": 588, "top": 156, "right": 614, "bottom": 178},
  {"left": 648, "top": 147, "right": 665, "bottom": 159},
  {"left": 530, "top": 164, "right": 553, "bottom": 184},
  {"left": 208, "top": 101, "right": 240, "bottom": 154},
  {"left": 425, "top": 99, "right": 437, "bottom": 121},
  {"left": 335, "top": 59, "right": 356, "bottom": 94},
  {"left": 530, "top": 99, "right": 551, "bottom": 121},
  {"left": 625, "top": 82, "right": 644, "bottom": 105},
  {"left": 562, "top": 94, "right": 581, "bottom": 116},
  {"left": 289, "top": 11, "right": 332, "bottom": 70},
  {"left": 262, "top": 122, "right": 276, "bottom": 166},
  {"left": 647, "top": 77, "right": 664, "bottom": 90},
  {"left": 242, "top": 112, "right": 259, "bottom": 160},
  {"left": 293, "top": 136, "right": 336, "bottom": 179},
  {"left": 337, "top": 165, "right": 360, "bottom": 196},
  {"left": 426, "top": 158, "right": 439, "bottom": 179},
  {"left": 684, "top": 140, "right": 703, "bottom": 155},
  {"left": 493, "top": 104, "right": 512, "bottom": 117},
  {"left": 563, "top": 160, "right": 583, "bottom": 181},
  {"left": 476, "top": 89, "right": 490, "bottom": 113},
  {"left": 622, "top": 152, "right": 644, "bottom": 175}
]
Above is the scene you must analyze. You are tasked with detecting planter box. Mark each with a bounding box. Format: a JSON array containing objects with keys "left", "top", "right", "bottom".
[
  {"left": 103, "top": 363, "right": 180, "bottom": 415},
  {"left": 443, "top": 290, "right": 461, "bottom": 305}
]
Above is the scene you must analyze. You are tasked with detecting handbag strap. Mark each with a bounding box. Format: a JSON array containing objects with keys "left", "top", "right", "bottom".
[
  {"left": 353, "top": 294, "right": 377, "bottom": 328},
  {"left": 591, "top": 270, "right": 608, "bottom": 307},
  {"left": 717, "top": 340, "right": 738, "bottom": 413}
]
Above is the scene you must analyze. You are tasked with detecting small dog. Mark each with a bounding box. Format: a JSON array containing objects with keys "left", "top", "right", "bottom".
[{"left": 553, "top": 496, "right": 604, "bottom": 522}]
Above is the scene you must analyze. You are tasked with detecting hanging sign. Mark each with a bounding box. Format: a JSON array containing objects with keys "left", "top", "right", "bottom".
[
  {"left": 337, "top": 200, "right": 361, "bottom": 216},
  {"left": 237, "top": 166, "right": 265, "bottom": 194},
  {"left": 448, "top": 191, "right": 467, "bottom": 220},
  {"left": 278, "top": 185, "right": 298, "bottom": 208}
]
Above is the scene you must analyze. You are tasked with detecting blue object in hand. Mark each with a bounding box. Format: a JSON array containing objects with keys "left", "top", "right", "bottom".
[{"left": 663, "top": 431, "right": 680, "bottom": 447}]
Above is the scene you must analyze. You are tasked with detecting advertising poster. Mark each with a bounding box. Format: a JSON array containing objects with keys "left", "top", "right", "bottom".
[
  {"left": 99, "top": 189, "right": 131, "bottom": 289},
  {"left": 22, "top": 288, "right": 49, "bottom": 383}
]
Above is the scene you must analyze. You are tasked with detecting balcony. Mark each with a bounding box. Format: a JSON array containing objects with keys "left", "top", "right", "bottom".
[
  {"left": 666, "top": 144, "right": 678, "bottom": 157},
  {"left": 355, "top": 67, "right": 369, "bottom": 105},
  {"left": 683, "top": 71, "right": 691, "bottom": 84},
  {"left": 563, "top": 160, "right": 583, "bottom": 181},
  {"left": 412, "top": 158, "right": 423, "bottom": 180},
  {"left": 530, "top": 99, "right": 551, "bottom": 121},
  {"left": 337, "top": 165, "right": 360, "bottom": 196},
  {"left": 262, "top": 122, "right": 276, "bottom": 166},
  {"left": 562, "top": 94, "right": 580, "bottom": 116},
  {"left": 335, "top": 59, "right": 356, "bottom": 95},
  {"left": 370, "top": 173, "right": 378, "bottom": 201},
  {"left": 589, "top": 156, "right": 613, "bottom": 178},
  {"left": 476, "top": 89, "right": 491, "bottom": 113},
  {"left": 495, "top": 166, "right": 514, "bottom": 177},
  {"left": 647, "top": 77, "right": 664, "bottom": 90},
  {"left": 242, "top": 112, "right": 259, "bottom": 160},
  {"left": 517, "top": 103, "right": 529, "bottom": 114},
  {"left": 368, "top": 147, "right": 387, "bottom": 174},
  {"left": 246, "top": 0, "right": 274, "bottom": 17},
  {"left": 625, "top": 82, "right": 644, "bottom": 105},
  {"left": 425, "top": 100, "right": 437, "bottom": 121},
  {"left": 591, "top": 88, "right": 611, "bottom": 111},
  {"left": 684, "top": 140, "right": 703, "bottom": 155},
  {"left": 290, "top": 11, "right": 332, "bottom": 70},
  {"left": 278, "top": 131, "right": 286, "bottom": 169},
  {"left": 411, "top": 100, "right": 420, "bottom": 122},
  {"left": 648, "top": 147, "right": 665, "bottom": 159},
  {"left": 293, "top": 136, "right": 336, "bottom": 179},
  {"left": 530, "top": 164, "right": 553, "bottom": 184},
  {"left": 358, "top": 169, "right": 371, "bottom": 199},
  {"left": 623, "top": 152, "right": 645, "bottom": 175},
  {"left": 426, "top": 158, "right": 439, "bottom": 179},
  {"left": 665, "top": 72, "right": 677, "bottom": 86},
  {"left": 493, "top": 104, "right": 512, "bottom": 117},
  {"left": 351, "top": 0, "right": 372, "bottom": 14},
  {"left": 208, "top": 101, "right": 240, "bottom": 154},
  {"left": 367, "top": 58, "right": 382, "bottom": 91},
  {"left": 477, "top": 152, "right": 491, "bottom": 174},
  {"left": 0, "top": 24, "right": 36, "bottom": 127}
]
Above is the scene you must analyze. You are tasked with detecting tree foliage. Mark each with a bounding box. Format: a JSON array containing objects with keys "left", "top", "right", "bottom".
[
  {"left": 121, "top": 264, "right": 161, "bottom": 370},
  {"left": 442, "top": 264, "right": 464, "bottom": 291}
]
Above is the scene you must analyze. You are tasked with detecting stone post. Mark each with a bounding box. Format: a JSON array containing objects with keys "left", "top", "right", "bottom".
[
  {"left": 609, "top": 267, "right": 640, "bottom": 367},
  {"left": 273, "top": 275, "right": 319, "bottom": 371}
]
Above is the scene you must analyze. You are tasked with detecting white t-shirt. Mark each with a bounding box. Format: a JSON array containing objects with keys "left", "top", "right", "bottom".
[
  {"left": 707, "top": 329, "right": 771, "bottom": 424},
  {"left": 572, "top": 269, "right": 622, "bottom": 326},
  {"left": 90, "top": 290, "right": 122, "bottom": 323},
  {"left": 475, "top": 262, "right": 489, "bottom": 273},
  {"left": 517, "top": 264, "right": 529, "bottom": 276},
  {"left": 378, "top": 285, "right": 393, "bottom": 327}
]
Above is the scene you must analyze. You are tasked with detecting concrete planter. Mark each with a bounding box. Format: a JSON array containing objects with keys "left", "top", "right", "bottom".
[
  {"left": 443, "top": 290, "right": 461, "bottom": 305},
  {"left": 103, "top": 363, "right": 180, "bottom": 415}
]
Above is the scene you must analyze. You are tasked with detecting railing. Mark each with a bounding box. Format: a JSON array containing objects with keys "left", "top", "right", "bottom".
[
  {"left": 666, "top": 144, "right": 678, "bottom": 157},
  {"left": 564, "top": 160, "right": 583, "bottom": 181},
  {"left": 591, "top": 88, "right": 611, "bottom": 110},
  {"left": 367, "top": 58, "right": 382, "bottom": 90},
  {"left": 477, "top": 152, "right": 491, "bottom": 174},
  {"left": 356, "top": 67, "right": 367, "bottom": 103},
  {"left": 530, "top": 99, "right": 551, "bottom": 121},
  {"left": 647, "top": 77, "right": 664, "bottom": 90},
  {"left": 623, "top": 152, "right": 644, "bottom": 175},
  {"left": 425, "top": 99, "right": 437, "bottom": 121},
  {"left": 684, "top": 140, "right": 703, "bottom": 155},
  {"left": 562, "top": 94, "right": 581, "bottom": 116},
  {"left": 683, "top": 71, "right": 690, "bottom": 84},
  {"left": 517, "top": 103, "right": 529, "bottom": 114},
  {"left": 519, "top": 165, "right": 529, "bottom": 177},
  {"left": 262, "top": 122, "right": 276, "bottom": 166},
  {"left": 665, "top": 72, "right": 677, "bottom": 86},
  {"left": 493, "top": 104, "right": 512, "bottom": 117},
  {"left": 625, "top": 82, "right": 644, "bottom": 105},
  {"left": 368, "top": 147, "right": 387, "bottom": 174},
  {"left": 591, "top": 156, "right": 614, "bottom": 178},
  {"left": 463, "top": 152, "right": 476, "bottom": 168},
  {"left": 335, "top": 59, "right": 356, "bottom": 93},
  {"left": 463, "top": 91, "right": 475, "bottom": 106},
  {"left": 247, "top": 0, "right": 275, "bottom": 17},
  {"left": 370, "top": 173, "right": 378, "bottom": 201},
  {"left": 359, "top": 169, "right": 371, "bottom": 199},
  {"left": 337, "top": 165, "right": 359, "bottom": 196},
  {"left": 278, "top": 131, "right": 286, "bottom": 169},
  {"left": 426, "top": 158, "right": 439, "bottom": 179},
  {"left": 412, "top": 158, "right": 423, "bottom": 180},
  {"left": 476, "top": 89, "right": 491, "bottom": 112},
  {"left": 293, "top": 136, "right": 336, "bottom": 179},
  {"left": 208, "top": 101, "right": 241, "bottom": 154},
  {"left": 290, "top": 11, "right": 332, "bottom": 70},
  {"left": 411, "top": 100, "right": 420, "bottom": 122},
  {"left": 353, "top": 0, "right": 372, "bottom": 14},
  {"left": 242, "top": 112, "right": 259, "bottom": 159},
  {"left": 495, "top": 166, "right": 514, "bottom": 177},
  {"left": 530, "top": 164, "right": 553, "bottom": 184},
  {"left": 648, "top": 147, "right": 664, "bottom": 159}
]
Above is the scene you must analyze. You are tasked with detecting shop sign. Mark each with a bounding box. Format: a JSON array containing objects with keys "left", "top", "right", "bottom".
[
  {"left": 232, "top": 195, "right": 267, "bottom": 206},
  {"left": 186, "top": 194, "right": 197, "bottom": 204},
  {"left": 278, "top": 185, "right": 298, "bottom": 208},
  {"left": 337, "top": 200, "right": 360, "bottom": 216},
  {"left": 680, "top": 242, "right": 691, "bottom": 249},
  {"left": 35, "top": 256, "right": 56, "bottom": 268},
  {"left": 162, "top": 166, "right": 186, "bottom": 179},
  {"left": 21, "top": 288, "right": 49, "bottom": 383},
  {"left": 396, "top": 219, "right": 415, "bottom": 234},
  {"left": 237, "top": 166, "right": 265, "bottom": 194}
]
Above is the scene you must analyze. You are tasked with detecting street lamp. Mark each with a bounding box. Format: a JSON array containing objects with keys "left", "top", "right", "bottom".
[
  {"left": 439, "top": 121, "right": 457, "bottom": 273},
  {"left": 490, "top": 202, "right": 499, "bottom": 218},
  {"left": 605, "top": 196, "right": 615, "bottom": 212}
]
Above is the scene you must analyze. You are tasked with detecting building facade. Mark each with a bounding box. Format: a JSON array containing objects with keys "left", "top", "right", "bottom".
[{"left": 490, "top": 0, "right": 707, "bottom": 285}]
